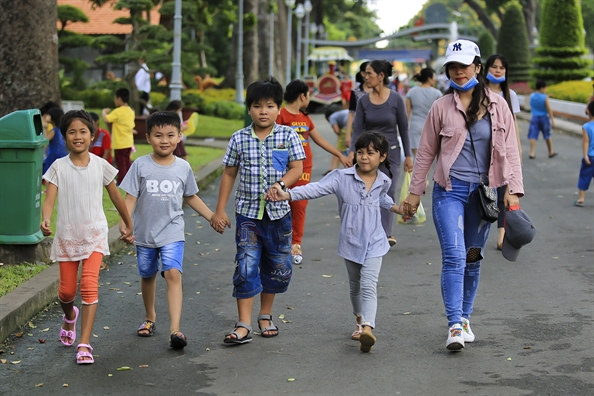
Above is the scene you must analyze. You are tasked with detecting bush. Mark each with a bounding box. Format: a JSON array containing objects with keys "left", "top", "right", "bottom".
[
  {"left": 149, "top": 92, "right": 167, "bottom": 109},
  {"left": 497, "top": 1, "right": 531, "bottom": 82},
  {"left": 179, "top": 88, "right": 243, "bottom": 120},
  {"left": 533, "top": 0, "right": 593, "bottom": 84},
  {"left": 544, "top": 80, "right": 592, "bottom": 103},
  {"left": 478, "top": 30, "right": 495, "bottom": 61}
]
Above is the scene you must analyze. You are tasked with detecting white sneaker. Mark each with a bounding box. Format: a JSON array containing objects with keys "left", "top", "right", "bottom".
[
  {"left": 461, "top": 317, "right": 475, "bottom": 343},
  {"left": 446, "top": 324, "right": 464, "bottom": 351}
]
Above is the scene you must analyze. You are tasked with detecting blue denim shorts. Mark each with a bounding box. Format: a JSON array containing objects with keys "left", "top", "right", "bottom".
[
  {"left": 232, "top": 212, "right": 293, "bottom": 299},
  {"left": 136, "top": 241, "right": 184, "bottom": 278},
  {"left": 528, "top": 115, "right": 551, "bottom": 140}
]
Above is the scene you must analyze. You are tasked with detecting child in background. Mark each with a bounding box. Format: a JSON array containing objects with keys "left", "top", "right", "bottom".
[
  {"left": 210, "top": 77, "right": 305, "bottom": 344},
  {"left": 42, "top": 107, "right": 68, "bottom": 174},
  {"left": 323, "top": 108, "right": 350, "bottom": 175},
  {"left": 268, "top": 132, "right": 405, "bottom": 353},
  {"left": 277, "top": 80, "right": 351, "bottom": 264},
  {"left": 89, "top": 112, "right": 112, "bottom": 164},
  {"left": 165, "top": 100, "right": 188, "bottom": 160},
  {"left": 41, "top": 110, "right": 133, "bottom": 365},
  {"left": 119, "top": 111, "right": 220, "bottom": 349},
  {"left": 102, "top": 88, "right": 135, "bottom": 184},
  {"left": 528, "top": 80, "right": 557, "bottom": 159},
  {"left": 574, "top": 101, "right": 594, "bottom": 207}
]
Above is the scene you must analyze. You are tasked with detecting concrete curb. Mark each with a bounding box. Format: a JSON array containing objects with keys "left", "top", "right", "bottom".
[{"left": 0, "top": 151, "right": 226, "bottom": 343}]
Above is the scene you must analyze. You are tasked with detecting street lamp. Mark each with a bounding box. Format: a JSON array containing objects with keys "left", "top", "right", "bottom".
[
  {"left": 451, "top": 11, "right": 468, "bottom": 36},
  {"left": 235, "top": 0, "right": 244, "bottom": 104},
  {"left": 302, "top": 0, "right": 313, "bottom": 78},
  {"left": 285, "top": 0, "right": 296, "bottom": 85},
  {"left": 294, "top": 4, "right": 305, "bottom": 80}
]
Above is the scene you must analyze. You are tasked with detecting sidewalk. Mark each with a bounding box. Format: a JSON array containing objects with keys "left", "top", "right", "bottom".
[{"left": 0, "top": 139, "right": 229, "bottom": 343}]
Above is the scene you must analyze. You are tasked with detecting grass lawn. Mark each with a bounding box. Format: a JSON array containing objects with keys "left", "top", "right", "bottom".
[
  {"left": 188, "top": 114, "right": 243, "bottom": 139},
  {"left": 41, "top": 144, "right": 224, "bottom": 234},
  {"left": 0, "top": 263, "right": 47, "bottom": 298}
]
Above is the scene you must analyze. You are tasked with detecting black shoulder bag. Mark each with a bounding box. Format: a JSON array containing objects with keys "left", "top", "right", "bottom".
[{"left": 468, "top": 125, "right": 500, "bottom": 223}]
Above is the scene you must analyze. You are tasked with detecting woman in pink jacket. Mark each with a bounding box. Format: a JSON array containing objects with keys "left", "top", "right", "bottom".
[{"left": 403, "top": 40, "right": 523, "bottom": 351}]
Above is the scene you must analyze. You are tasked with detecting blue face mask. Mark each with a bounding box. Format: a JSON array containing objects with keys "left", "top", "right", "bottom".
[
  {"left": 449, "top": 75, "right": 479, "bottom": 92},
  {"left": 486, "top": 72, "right": 506, "bottom": 84}
]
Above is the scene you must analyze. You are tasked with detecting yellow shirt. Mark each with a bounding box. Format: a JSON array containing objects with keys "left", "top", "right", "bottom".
[{"left": 106, "top": 106, "right": 135, "bottom": 149}]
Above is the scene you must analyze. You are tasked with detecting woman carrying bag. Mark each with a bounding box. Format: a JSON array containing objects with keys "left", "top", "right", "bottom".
[{"left": 403, "top": 40, "right": 524, "bottom": 351}]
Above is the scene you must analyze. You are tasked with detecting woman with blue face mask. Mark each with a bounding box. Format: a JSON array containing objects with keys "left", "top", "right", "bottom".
[
  {"left": 484, "top": 54, "right": 523, "bottom": 251},
  {"left": 402, "top": 40, "right": 524, "bottom": 351}
]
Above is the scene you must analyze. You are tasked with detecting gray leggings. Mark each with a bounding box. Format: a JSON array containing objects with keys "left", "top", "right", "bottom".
[{"left": 344, "top": 257, "right": 383, "bottom": 329}]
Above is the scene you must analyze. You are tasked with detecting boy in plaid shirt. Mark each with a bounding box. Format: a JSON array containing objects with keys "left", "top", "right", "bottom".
[{"left": 211, "top": 78, "right": 305, "bottom": 344}]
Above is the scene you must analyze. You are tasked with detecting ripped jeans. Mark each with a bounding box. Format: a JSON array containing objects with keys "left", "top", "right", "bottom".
[{"left": 432, "top": 177, "right": 492, "bottom": 327}]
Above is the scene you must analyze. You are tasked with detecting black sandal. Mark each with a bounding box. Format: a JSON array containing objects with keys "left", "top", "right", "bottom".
[
  {"left": 257, "top": 314, "right": 279, "bottom": 338},
  {"left": 137, "top": 320, "right": 156, "bottom": 337},
  {"left": 170, "top": 331, "right": 187, "bottom": 349}
]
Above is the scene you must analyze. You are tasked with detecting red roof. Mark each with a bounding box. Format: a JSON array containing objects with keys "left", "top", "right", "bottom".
[{"left": 57, "top": 0, "right": 161, "bottom": 35}]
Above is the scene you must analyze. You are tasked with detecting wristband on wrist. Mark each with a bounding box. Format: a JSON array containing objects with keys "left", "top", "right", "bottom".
[{"left": 276, "top": 180, "right": 287, "bottom": 191}]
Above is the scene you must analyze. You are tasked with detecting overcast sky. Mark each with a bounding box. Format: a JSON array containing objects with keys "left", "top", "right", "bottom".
[{"left": 369, "top": 0, "right": 428, "bottom": 35}]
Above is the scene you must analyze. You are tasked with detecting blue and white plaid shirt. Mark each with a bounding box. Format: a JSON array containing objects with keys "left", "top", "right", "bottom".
[{"left": 223, "top": 123, "right": 306, "bottom": 220}]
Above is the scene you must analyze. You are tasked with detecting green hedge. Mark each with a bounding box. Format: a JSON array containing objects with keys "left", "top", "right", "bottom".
[{"left": 497, "top": 1, "right": 531, "bottom": 83}]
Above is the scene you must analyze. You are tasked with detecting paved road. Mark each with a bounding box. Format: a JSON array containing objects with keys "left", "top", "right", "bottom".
[{"left": 1, "top": 115, "right": 592, "bottom": 395}]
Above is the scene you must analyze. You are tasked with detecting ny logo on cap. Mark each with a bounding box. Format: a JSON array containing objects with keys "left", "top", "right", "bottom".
[{"left": 453, "top": 43, "right": 462, "bottom": 51}]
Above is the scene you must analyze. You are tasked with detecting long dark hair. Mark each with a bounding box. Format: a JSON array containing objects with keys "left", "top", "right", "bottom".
[
  {"left": 356, "top": 61, "right": 370, "bottom": 89},
  {"left": 445, "top": 56, "right": 490, "bottom": 130},
  {"left": 353, "top": 131, "right": 392, "bottom": 179},
  {"left": 484, "top": 54, "right": 513, "bottom": 114}
]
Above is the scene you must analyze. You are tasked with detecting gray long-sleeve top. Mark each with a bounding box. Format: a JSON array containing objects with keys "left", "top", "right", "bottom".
[
  {"left": 288, "top": 166, "right": 394, "bottom": 264},
  {"left": 350, "top": 90, "right": 412, "bottom": 157}
]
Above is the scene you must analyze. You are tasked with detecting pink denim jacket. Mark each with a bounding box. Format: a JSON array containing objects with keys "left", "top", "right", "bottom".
[{"left": 410, "top": 88, "right": 524, "bottom": 197}]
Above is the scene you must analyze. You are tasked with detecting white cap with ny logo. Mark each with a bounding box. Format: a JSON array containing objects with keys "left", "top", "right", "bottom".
[{"left": 444, "top": 39, "right": 481, "bottom": 67}]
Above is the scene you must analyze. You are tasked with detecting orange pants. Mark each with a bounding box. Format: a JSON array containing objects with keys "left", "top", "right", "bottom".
[
  {"left": 290, "top": 170, "right": 311, "bottom": 245},
  {"left": 58, "top": 251, "right": 103, "bottom": 305}
]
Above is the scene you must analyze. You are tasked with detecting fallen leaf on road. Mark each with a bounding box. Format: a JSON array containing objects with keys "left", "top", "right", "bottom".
[
  {"left": 106, "top": 282, "right": 111, "bottom": 285},
  {"left": 40, "top": 328, "right": 49, "bottom": 332},
  {"left": 103, "top": 326, "right": 110, "bottom": 330},
  {"left": 124, "top": 282, "right": 131, "bottom": 285},
  {"left": 196, "top": 241, "right": 200, "bottom": 244},
  {"left": 185, "top": 232, "right": 193, "bottom": 236},
  {"left": 108, "top": 374, "right": 113, "bottom": 377},
  {"left": 93, "top": 334, "right": 98, "bottom": 338},
  {"left": 15, "top": 332, "right": 23, "bottom": 337},
  {"left": 35, "top": 383, "right": 43, "bottom": 387},
  {"left": 117, "top": 366, "right": 132, "bottom": 371},
  {"left": 506, "top": 357, "right": 512, "bottom": 361},
  {"left": 139, "top": 364, "right": 148, "bottom": 368},
  {"left": 27, "top": 334, "right": 33, "bottom": 337},
  {"left": 38, "top": 339, "right": 46, "bottom": 343},
  {"left": 281, "top": 319, "right": 291, "bottom": 323},
  {"left": 322, "top": 275, "right": 332, "bottom": 278},
  {"left": 63, "top": 384, "right": 68, "bottom": 387},
  {"left": 523, "top": 346, "right": 531, "bottom": 349},
  {"left": 137, "top": 292, "right": 142, "bottom": 295},
  {"left": 27, "top": 348, "right": 34, "bottom": 351},
  {"left": 205, "top": 348, "right": 210, "bottom": 351},
  {"left": 287, "top": 378, "right": 295, "bottom": 382},
  {"left": 287, "top": 306, "right": 294, "bottom": 310},
  {"left": 11, "top": 361, "right": 21, "bottom": 364},
  {"left": 403, "top": 312, "right": 411, "bottom": 315},
  {"left": 1, "top": 359, "right": 6, "bottom": 364},
  {"left": 552, "top": 257, "right": 559, "bottom": 260},
  {"left": 278, "top": 314, "right": 285, "bottom": 319},
  {"left": 196, "top": 292, "right": 201, "bottom": 294},
  {"left": 109, "top": 287, "right": 120, "bottom": 291},
  {"left": 28, "top": 322, "right": 36, "bottom": 329}
]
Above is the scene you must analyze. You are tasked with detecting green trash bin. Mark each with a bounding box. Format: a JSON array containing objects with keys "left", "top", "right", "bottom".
[{"left": 0, "top": 109, "right": 47, "bottom": 244}]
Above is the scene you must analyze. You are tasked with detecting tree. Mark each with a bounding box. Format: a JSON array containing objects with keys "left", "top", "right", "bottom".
[
  {"left": 0, "top": 0, "right": 60, "bottom": 117},
  {"left": 478, "top": 30, "right": 495, "bottom": 60},
  {"left": 58, "top": 5, "right": 94, "bottom": 90},
  {"left": 532, "top": 0, "right": 592, "bottom": 83},
  {"left": 497, "top": 1, "right": 531, "bottom": 82},
  {"left": 582, "top": 0, "right": 594, "bottom": 53}
]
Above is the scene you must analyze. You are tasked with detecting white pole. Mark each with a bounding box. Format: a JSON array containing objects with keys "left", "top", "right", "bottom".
[
  {"left": 169, "top": 0, "right": 183, "bottom": 101},
  {"left": 303, "top": 13, "right": 309, "bottom": 78},
  {"left": 296, "top": 18, "right": 302, "bottom": 80},
  {"left": 235, "top": 0, "right": 244, "bottom": 104},
  {"left": 285, "top": 5, "right": 293, "bottom": 84}
]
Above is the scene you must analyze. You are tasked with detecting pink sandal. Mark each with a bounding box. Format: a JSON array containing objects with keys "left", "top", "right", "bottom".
[
  {"left": 351, "top": 314, "right": 363, "bottom": 340},
  {"left": 76, "top": 343, "right": 94, "bottom": 365},
  {"left": 60, "top": 306, "right": 79, "bottom": 346}
]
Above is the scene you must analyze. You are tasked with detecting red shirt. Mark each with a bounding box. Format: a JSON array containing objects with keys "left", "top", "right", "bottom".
[
  {"left": 90, "top": 128, "right": 112, "bottom": 163},
  {"left": 277, "top": 108, "right": 314, "bottom": 170}
]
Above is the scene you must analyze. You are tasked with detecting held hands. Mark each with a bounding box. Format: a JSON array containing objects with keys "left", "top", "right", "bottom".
[
  {"left": 210, "top": 212, "right": 231, "bottom": 234},
  {"left": 339, "top": 154, "right": 352, "bottom": 168},
  {"left": 40, "top": 220, "right": 52, "bottom": 237},
  {"left": 119, "top": 224, "right": 134, "bottom": 244},
  {"left": 402, "top": 193, "right": 421, "bottom": 218},
  {"left": 265, "top": 184, "right": 291, "bottom": 202}
]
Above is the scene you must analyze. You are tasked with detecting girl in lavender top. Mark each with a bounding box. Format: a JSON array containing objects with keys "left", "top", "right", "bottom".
[{"left": 268, "top": 132, "right": 405, "bottom": 353}]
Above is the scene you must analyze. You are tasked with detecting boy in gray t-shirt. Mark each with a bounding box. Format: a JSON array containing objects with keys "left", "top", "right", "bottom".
[{"left": 120, "top": 111, "right": 224, "bottom": 350}]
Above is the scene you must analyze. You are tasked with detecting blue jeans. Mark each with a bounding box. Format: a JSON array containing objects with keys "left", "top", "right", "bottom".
[
  {"left": 432, "top": 177, "right": 492, "bottom": 327},
  {"left": 136, "top": 241, "right": 184, "bottom": 278},
  {"left": 232, "top": 212, "right": 293, "bottom": 299}
]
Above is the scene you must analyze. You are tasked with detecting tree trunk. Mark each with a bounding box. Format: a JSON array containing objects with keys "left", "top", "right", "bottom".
[
  {"left": 0, "top": 0, "right": 60, "bottom": 117},
  {"left": 464, "top": 0, "right": 499, "bottom": 39},
  {"left": 523, "top": 0, "right": 536, "bottom": 46},
  {"left": 243, "top": 0, "right": 259, "bottom": 85},
  {"left": 275, "top": 0, "right": 289, "bottom": 85},
  {"left": 258, "top": 0, "right": 271, "bottom": 80}
]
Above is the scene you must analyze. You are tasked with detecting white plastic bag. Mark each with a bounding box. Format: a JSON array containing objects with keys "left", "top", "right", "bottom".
[{"left": 397, "top": 172, "right": 426, "bottom": 225}]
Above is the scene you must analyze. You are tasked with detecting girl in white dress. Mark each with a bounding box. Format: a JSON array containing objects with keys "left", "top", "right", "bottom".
[{"left": 41, "top": 110, "right": 133, "bottom": 364}]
